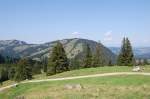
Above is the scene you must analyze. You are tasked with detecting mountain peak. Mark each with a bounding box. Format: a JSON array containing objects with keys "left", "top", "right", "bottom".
[{"left": 0, "top": 40, "right": 27, "bottom": 46}]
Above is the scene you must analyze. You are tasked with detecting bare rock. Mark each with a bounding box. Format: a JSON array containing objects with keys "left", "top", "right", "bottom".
[
  {"left": 132, "top": 66, "right": 141, "bottom": 72},
  {"left": 64, "top": 84, "right": 83, "bottom": 91},
  {"left": 75, "top": 84, "right": 83, "bottom": 91},
  {"left": 65, "top": 84, "right": 73, "bottom": 90},
  {"left": 15, "top": 96, "right": 25, "bottom": 99}
]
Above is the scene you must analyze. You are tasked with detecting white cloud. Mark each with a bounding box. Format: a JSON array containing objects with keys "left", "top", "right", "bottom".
[
  {"left": 71, "top": 32, "right": 81, "bottom": 35},
  {"left": 70, "top": 32, "right": 83, "bottom": 38},
  {"left": 143, "top": 39, "right": 149, "bottom": 43},
  {"left": 103, "top": 31, "right": 113, "bottom": 42}
]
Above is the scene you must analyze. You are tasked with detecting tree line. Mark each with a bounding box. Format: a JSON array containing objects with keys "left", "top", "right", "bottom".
[
  {"left": 0, "top": 56, "right": 46, "bottom": 84},
  {"left": 0, "top": 37, "right": 149, "bottom": 84}
]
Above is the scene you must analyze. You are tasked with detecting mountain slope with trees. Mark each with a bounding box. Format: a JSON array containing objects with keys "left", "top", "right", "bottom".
[{"left": 0, "top": 38, "right": 116, "bottom": 64}]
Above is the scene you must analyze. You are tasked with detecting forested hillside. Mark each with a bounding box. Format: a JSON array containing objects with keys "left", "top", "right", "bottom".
[{"left": 0, "top": 38, "right": 116, "bottom": 63}]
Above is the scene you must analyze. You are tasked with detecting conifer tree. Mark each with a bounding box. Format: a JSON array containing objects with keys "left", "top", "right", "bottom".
[
  {"left": 14, "top": 58, "right": 32, "bottom": 82},
  {"left": 41, "top": 57, "right": 48, "bottom": 72},
  {"left": 8, "top": 67, "right": 15, "bottom": 80},
  {"left": 0, "top": 66, "right": 8, "bottom": 85},
  {"left": 117, "top": 37, "right": 126, "bottom": 65},
  {"left": 69, "top": 58, "right": 80, "bottom": 70},
  {"left": 83, "top": 44, "right": 93, "bottom": 68},
  {"left": 117, "top": 37, "right": 134, "bottom": 66},
  {"left": 125, "top": 38, "right": 135, "bottom": 66},
  {"left": 47, "top": 42, "right": 69, "bottom": 75},
  {"left": 92, "top": 43, "right": 104, "bottom": 67}
]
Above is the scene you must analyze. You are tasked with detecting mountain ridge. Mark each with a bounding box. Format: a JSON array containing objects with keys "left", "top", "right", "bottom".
[{"left": 0, "top": 38, "right": 116, "bottom": 64}]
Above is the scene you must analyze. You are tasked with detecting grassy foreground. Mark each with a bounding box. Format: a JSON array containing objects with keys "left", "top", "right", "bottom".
[
  {"left": 1, "top": 66, "right": 150, "bottom": 88},
  {"left": 0, "top": 66, "right": 150, "bottom": 99},
  {"left": 0, "top": 75, "right": 150, "bottom": 99},
  {"left": 34, "top": 66, "right": 150, "bottom": 79}
]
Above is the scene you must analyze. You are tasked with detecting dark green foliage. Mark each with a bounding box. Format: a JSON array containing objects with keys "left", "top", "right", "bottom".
[
  {"left": 0, "top": 54, "right": 5, "bottom": 64},
  {"left": 4, "top": 56, "right": 20, "bottom": 64},
  {"left": 117, "top": 37, "right": 135, "bottom": 66},
  {"left": 92, "top": 43, "right": 105, "bottom": 67},
  {"left": 0, "top": 60, "right": 17, "bottom": 83},
  {"left": 25, "top": 60, "right": 33, "bottom": 80},
  {"left": 108, "top": 60, "right": 113, "bottom": 66},
  {"left": 0, "top": 65, "right": 9, "bottom": 85},
  {"left": 41, "top": 57, "right": 48, "bottom": 72},
  {"left": 47, "top": 42, "right": 69, "bottom": 75},
  {"left": 83, "top": 44, "right": 93, "bottom": 68},
  {"left": 143, "top": 59, "right": 149, "bottom": 65},
  {"left": 14, "top": 59, "right": 32, "bottom": 82},
  {"left": 32, "top": 61, "right": 42, "bottom": 74},
  {"left": 69, "top": 58, "right": 81, "bottom": 70},
  {"left": 8, "top": 66, "right": 15, "bottom": 80},
  {"left": 137, "top": 59, "right": 149, "bottom": 65}
]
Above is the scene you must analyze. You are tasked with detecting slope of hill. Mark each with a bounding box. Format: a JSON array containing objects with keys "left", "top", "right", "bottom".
[{"left": 0, "top": 38, "right": 116, "bottom": 63}]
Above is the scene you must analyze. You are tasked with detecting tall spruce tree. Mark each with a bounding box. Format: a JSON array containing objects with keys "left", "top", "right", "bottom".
[
  {"left": 125, "top": 38, "right": 135, "bottom": 66},
  {"left": 0, "top": 66, "right": 8, "bottom": 85},
  {"left": 83, "top": 44, "right": 93, "bottom": 68},
  {"left": 14, "top": 58, "right": 32, "bottom": 82},
  {"left": 47, "top": 42, "right": 69, "bottom": 75},
  {"left": 41, "top": 57, "right": 48, "bottom": 72},
  {"left": 117, "top": 37, "right": 126, "bottom": 65},
  {"left": 117, "top": 37, "right": 134, "bottom": 66},
  {"left": 92, "top": 43, "right": 104, "bottom": 67}
]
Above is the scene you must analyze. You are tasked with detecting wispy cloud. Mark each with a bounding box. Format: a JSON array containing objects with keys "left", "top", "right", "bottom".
[
  {"left": 70, "top": 32, "right": 83, "bottom": 38},
  {"left": 103, "top": 31, "right": 113, "bottom": 42},
  {"left": 71, "top": 32, "right": 81, "bottom": 35}
]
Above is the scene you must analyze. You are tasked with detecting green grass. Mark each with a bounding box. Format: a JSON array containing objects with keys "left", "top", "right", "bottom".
[
  {"left": 1, "top": 66, "right": 150, "bottom": 88},
  {"left": 33, "top": 65, "right": 150, "bottom": 79},
  {"left": 1, "top": 65, "right": 150, "bottom": 99},
  {"left": 0, "top": 80, "right": 15, "bottom": 88},
  {"left": 1, "top": 75, "right": 150, "bottom": 99}
]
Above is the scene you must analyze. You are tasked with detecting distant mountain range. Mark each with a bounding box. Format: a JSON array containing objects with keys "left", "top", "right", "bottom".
[
  {"left": 0, "top": 38, "right": 116, "bottom": 63},
  {"left": 0, "top": 38, "right": 149, "bottom": 64},
  {"left": 109, "top": 47, "right": 150, "bottom": 59}
]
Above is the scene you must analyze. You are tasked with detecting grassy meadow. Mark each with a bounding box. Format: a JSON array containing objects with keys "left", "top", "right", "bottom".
[
  {"left": 0, "top": 66, "right": 150, "bottom": 99},
  {"left": 33, "top": 65, "right": 150, "bottom": 79},
  {"left": 0, "top": 75, "right": 150, "bottom": 99}
]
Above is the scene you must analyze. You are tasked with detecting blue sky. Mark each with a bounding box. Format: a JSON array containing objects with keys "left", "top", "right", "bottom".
[{"left": 0, "top": 0, "right": 149, "bottom": 47}]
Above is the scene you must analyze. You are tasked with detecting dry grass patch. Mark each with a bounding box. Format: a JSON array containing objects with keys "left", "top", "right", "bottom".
[{"left": 18, "top": 85, "right": 150, "bottom": 99}]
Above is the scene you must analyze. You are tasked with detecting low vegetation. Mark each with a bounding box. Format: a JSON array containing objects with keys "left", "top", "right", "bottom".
[
  {"left": 33, "top": 65, "right": 150, "bottom": 80},
  {"left": 0, "top": 75, "right": 150, "bottom": 99}
]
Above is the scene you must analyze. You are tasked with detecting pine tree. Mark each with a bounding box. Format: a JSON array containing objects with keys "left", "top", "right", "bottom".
[
  {"left": 117, "top": 37, "right": 126, "bottom": 66},
  {"left": 117, "top": 37, "right": 134, "bottom": 66},
  {"left": 47, "top": 42, "right": 69, "bottom": 75},
  {"left": 125, "top": 38, "right": 135, "bottom": 66},
  {"left": 83, "top": 44, "right": 93, "bottom": 68},
  {"left": 32, "top": 61, "right": 42, "bottom": 74},
  {"left": 0, "top": 66, "right": 8, "bottom": 85},
  {"left": 8, "top": 67, "right": 15, "bottom": 80},
  {"left": 92, "top": 43, "right": 105, "bottom": 67},
  {"left": 41, "top": 57, "right": 48, "bottom": 72},
  {"left": 14, "top": 58, "right": 32, "bottom": 82},
  {"left": 69, "top": 58, "right": 80, "bottom": 70}
]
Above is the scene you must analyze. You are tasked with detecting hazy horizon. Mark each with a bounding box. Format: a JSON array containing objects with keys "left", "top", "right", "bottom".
[{"left": 0, "top": 0, "right": 149, "bottom": 47}]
